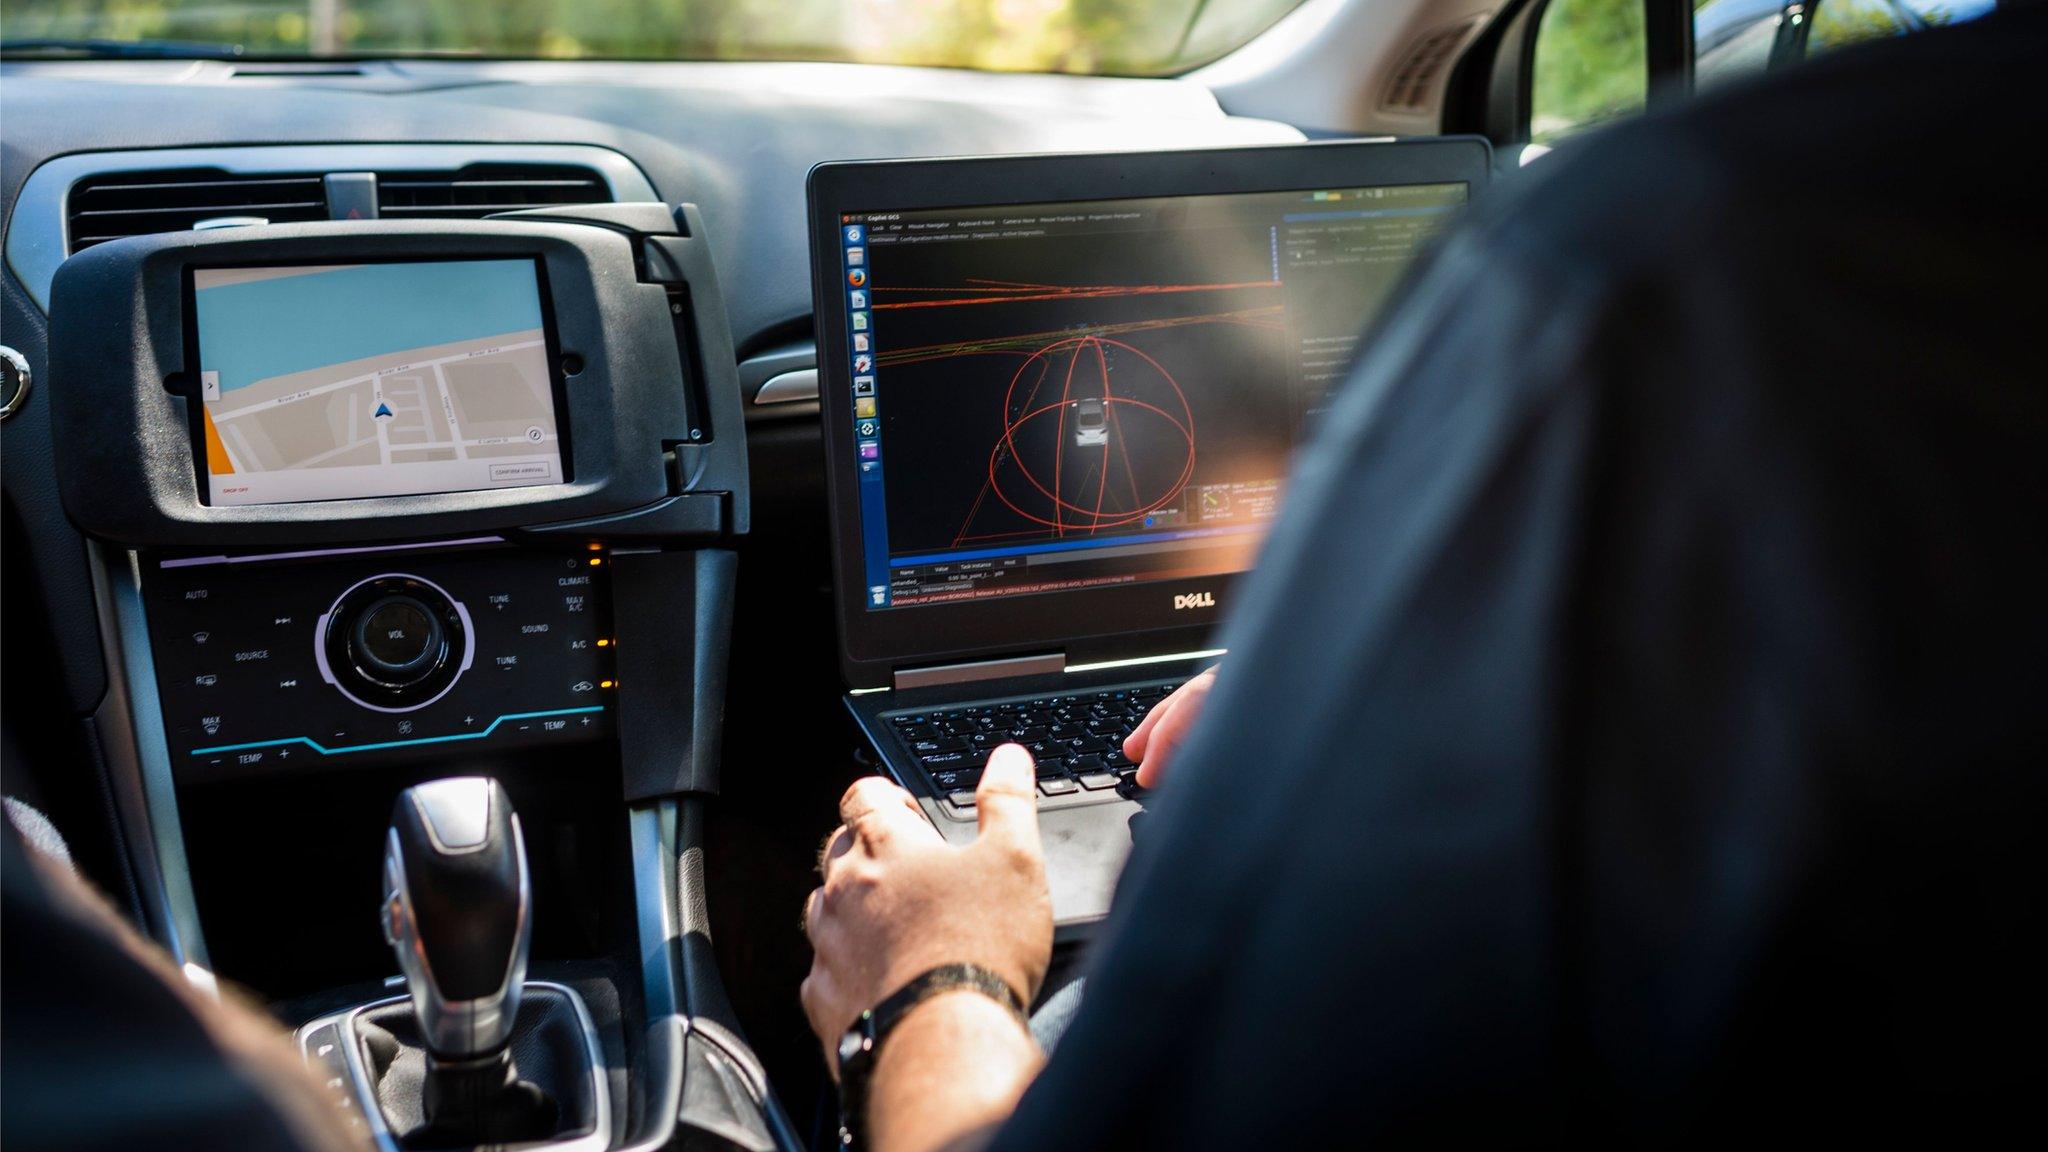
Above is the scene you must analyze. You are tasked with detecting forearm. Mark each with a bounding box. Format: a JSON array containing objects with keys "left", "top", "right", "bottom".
[{"left": 864, "top": 990, "right": 1044, "bottom": 1152}]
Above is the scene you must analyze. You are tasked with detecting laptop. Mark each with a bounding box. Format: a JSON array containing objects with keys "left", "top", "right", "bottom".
[{"left": 807, "top": 139, "right": 1492, "bottom": 929}]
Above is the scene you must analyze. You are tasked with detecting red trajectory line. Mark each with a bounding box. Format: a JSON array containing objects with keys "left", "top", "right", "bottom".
[
  {"left": 872, "top": 280, "right": 1279, "bottom": 311},
  {"left": 1052, "top": 334, "right": 1083, "bottom": 535},
  {"left": 953, "top": 353, "right": 1053, "bottom": 548},
  {"left": 889, "top": 278, "right": 1235, "bottom": 545},
  {"left": 874, "top": 275, "right": 1267, "bottom": 294},
  {"left": 879, "top": 306, "right": 1285, "bottom": 370},
  {"left": 984, "top": 393, "right": 1195, "bottom": 532},
  {"left": 1000, "top": 337, "right": 1195, "bottom": 516},
  {"left": 980, "top": 336, "right": 1197, "bottom": 535},
  {"left": 1103, "top": 340, "right": 1144, "bottom": 508},
  {"left": 1090, "top": 340, "right": 1113, "bottom": 530},
  {"left": 954, "top": 335, "right": 1191, "bottom": 545},
  {"left": 962, "top": 336, "right": 1122, "bottom": 541},
  {"left": 871, "top": 281, "right": 1067, "bottom": 295}
]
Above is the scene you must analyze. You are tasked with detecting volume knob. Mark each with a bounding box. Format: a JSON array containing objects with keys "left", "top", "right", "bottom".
[
  {"left": 321, "top": 575, "right": 469, "bottom": 711},
  {"left": 348, "top": 594, "right": 446, "bottom": 687}
]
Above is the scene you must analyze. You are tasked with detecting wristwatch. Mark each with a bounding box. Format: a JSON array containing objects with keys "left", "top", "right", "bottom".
[{"left": 836, "top": 963, "right": 1027, "bottom": 1148}]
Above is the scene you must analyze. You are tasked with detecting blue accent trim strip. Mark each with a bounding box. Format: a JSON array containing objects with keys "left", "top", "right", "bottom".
[
  {"left": 189, "top": 706, "right": 605, "bottom": 758},
  {"left": 890, "top": 524, "right": 1258, "bottom": 568}
]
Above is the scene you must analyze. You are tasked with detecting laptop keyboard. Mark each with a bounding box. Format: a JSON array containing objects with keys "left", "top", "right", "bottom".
[{"left": 888, "top": 681, "right": 1180, "bottom": 806}]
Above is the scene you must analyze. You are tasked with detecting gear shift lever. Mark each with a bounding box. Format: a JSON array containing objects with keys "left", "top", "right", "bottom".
[
  {"left": 383, "top": 777, "right": 556, "bottom": 1144},
  {"left": 384, "top": 776, "right": 528, "bottom": 1056}
]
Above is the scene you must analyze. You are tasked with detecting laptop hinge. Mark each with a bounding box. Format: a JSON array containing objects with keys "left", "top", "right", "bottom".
[{"left": 893, "top": 652, "right": 1065, "bottom": 692}]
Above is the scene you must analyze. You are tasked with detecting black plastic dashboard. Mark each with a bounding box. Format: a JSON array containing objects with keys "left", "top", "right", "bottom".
[
  {"left": 0, "top": 58, "right": 1302, "bottom": 717},
  {"left": 39, "top": 200, "right": 745, "bottom": 795},
  {"left": 0, "top": 59, "right": 1303, "bottom": 347},
  {"left": 47, "top": 213, "right": 740, "bottom": 544}
]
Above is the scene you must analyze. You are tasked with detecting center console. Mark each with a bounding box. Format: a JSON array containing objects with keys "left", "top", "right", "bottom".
[
  {"left": 47, "top": 204, "right": 796, "bottom": 1151},
  {"left": 148, "top": 544, "right": 616, "bottom": 781}
]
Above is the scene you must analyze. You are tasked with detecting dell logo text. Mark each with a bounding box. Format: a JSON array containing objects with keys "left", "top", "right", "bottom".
[{"left": 1173, "top": 591, "right": 1216, "bottom": 610}]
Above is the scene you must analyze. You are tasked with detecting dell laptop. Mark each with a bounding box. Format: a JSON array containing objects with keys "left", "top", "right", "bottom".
[{"left": 807, "top": 138, "right": 1492, "bottom": 928}]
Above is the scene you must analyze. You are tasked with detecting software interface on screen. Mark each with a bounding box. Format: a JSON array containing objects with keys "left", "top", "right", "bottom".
[
  {"left": 192, "top": 259, "right": 564, "bottom": 506},
  {"left": 836, "top": 181, "right": 1466, "bottom": 609}
]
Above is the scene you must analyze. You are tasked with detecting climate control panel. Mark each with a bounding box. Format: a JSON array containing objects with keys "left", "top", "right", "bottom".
[{"left": 145, "top": 543, "right": 615, "bottom": 781}]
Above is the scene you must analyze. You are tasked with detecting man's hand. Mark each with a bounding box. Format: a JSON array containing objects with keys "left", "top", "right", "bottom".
[
  {"left": 1122, "top": 666, "right": 1218, "bottom": 789},
  {"left": 802, "top": 744, "right": 1053, "bottom": 1068}
]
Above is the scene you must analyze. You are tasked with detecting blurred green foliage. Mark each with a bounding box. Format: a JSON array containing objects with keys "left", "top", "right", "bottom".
[
  {"left": 1531, "top": 0, "right": 1971, "bottom": 142},
  {"left": 1531, "top": 0, "right": 1649, "bottom": 141},
  {"left": 12, "top": 0, "right": 1941, "bottom": 126},
  {"left": 0, "top": 0, "right": 1303, "bottom": 75},
  {"left": 1808, "top": 0, "right": 1932, "bottom": 51}
]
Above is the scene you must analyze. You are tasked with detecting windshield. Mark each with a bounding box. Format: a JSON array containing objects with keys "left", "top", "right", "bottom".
[{"left": 0, "top": 0, "right": 1308, "bottom": 75}]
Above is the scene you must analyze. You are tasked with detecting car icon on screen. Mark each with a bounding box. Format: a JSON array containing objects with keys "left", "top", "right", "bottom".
[{"left": 1073, "top": 397, "right": 1108, "bottom": 446}]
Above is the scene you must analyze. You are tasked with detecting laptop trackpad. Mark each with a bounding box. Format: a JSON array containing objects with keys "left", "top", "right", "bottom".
[{"left": 929, "top": 799, "right": 1137, "bottom": 928}]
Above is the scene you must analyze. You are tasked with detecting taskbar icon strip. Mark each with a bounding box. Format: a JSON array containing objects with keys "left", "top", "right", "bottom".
[{"left": 844, "top": 217, "right": 890, "bottom": 609}]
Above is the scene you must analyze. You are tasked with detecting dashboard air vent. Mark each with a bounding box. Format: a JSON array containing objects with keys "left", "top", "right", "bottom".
[
  {"left": 376, "top": 164, "right": 610, "bottom": 218},
  {"left": 1381, "top": 18, "right": 1484, "bottom": 112},
  {"left": 66, "top": 170, "right": 327, "bottom": 253}
]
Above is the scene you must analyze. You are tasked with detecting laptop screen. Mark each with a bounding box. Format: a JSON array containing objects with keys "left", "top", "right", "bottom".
[{"left": 832, "top": 180, "right": 1466, "bottom": 611}]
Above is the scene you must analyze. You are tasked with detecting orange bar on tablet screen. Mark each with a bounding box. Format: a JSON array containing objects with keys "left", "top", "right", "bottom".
[{"left": 200, "top": 407, "right": 234, "bottom": 475}]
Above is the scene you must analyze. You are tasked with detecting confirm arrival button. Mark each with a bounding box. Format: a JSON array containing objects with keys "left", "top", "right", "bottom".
[{"left": 489, "top": 461, "right": 553, "bottom": 483}]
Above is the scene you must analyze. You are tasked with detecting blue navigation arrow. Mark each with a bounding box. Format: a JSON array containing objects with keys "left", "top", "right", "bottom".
[{"left": 373, "top": 402, "right": 393, "bottom": 418}]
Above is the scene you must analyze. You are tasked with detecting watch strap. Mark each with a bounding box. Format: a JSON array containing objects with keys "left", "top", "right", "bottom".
[{"left": 837, "top": 963, "right": 1027, "bottom": 1148}]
